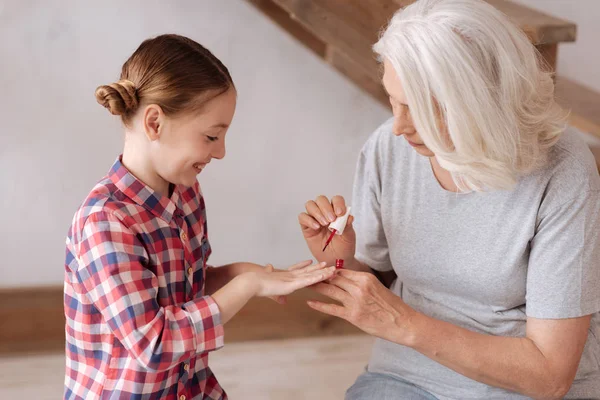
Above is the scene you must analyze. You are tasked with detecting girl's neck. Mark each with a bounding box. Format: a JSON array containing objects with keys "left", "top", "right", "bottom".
[{"left": 122, "top": 138, "right": 170, "bottom": 198}]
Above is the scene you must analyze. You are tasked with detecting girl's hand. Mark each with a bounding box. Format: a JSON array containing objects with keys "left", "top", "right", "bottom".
[
  {"left": 264, "top": 263, "right": 285, "bottom": 304},
  {"left": 247, "top": 261, "right": 336, "bottom": 299}
]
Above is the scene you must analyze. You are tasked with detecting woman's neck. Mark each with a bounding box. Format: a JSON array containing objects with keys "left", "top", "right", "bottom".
[
  {"left": 122, "top": 138, "right": 170, "bottom": 198},
  {"left": 430, "top": 156, "right": 461, "bottom": 193}
]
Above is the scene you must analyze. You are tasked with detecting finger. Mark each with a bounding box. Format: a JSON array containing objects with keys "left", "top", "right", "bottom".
[
  {"left": 339, "top": 215, "right": 355, "bottom": 239},
  {"left": 269, "top": 295, "right": 287, "bottom": 304},
  {"left": 315, "top": 195, "right": 336, "bottom": 223},
  {"left": 298, "top": 212, "right": 321, "bottom": 231},
  {"left": 291, "top": 261, "right": 328, "bottom": 274},
  {"left": 311, "top": 282, "right": 350, "bottom": 304},
  {"left": 288, "top": 260, "right": 314, "bottom": 271},
  {"left": 306, "top": 300, "right": 346, "bottom": 318},
  {"left": 331, "top": 195, "right": 347, "bottom": 217},
  {"left": 294, "top": 266, "right": 336, "bottom": 289},
  {"left": 328, "top": 273, "right": 360, "bottom": 294},
  {"left": 335, "top": 270, "right": 382, "bottom": 296},
  {"left": 264, "top": 264, "right": 275, "bottom": 273},
  {"left": 305, "top": 200, "right": 329, "bottom": 226},
  {"left": 336, "top": 268, "right": 365, "bottom": 280}
]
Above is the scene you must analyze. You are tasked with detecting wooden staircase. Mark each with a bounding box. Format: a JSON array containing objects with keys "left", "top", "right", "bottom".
[{"left": 247, "top": 0, "right": 600, "bottom": 169}]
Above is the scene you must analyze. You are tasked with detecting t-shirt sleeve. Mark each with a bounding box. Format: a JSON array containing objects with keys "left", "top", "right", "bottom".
[
  {"left": 352, "top": 130, "right": 394, "bottom": 272},
  {"left": 526, "top": 189, "right": 600, "bottom": 318}
]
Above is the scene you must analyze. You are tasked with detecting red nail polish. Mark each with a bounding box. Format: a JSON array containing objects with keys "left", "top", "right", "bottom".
[{"left": 335, "top": 259, "right": 344, "bottom": 269}]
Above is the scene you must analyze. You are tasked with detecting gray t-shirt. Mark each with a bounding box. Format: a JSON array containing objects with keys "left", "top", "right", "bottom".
[{"left": 353, "top": 118, "right": 600, "bottom": 399}]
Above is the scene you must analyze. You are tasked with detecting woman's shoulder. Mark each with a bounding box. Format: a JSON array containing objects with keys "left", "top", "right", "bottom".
[
  {"left": 529, "top": 127, "right": 600, "bottom": 215},
  {"left": 543, "top": 128, "right": 600, "bottom": 191}
]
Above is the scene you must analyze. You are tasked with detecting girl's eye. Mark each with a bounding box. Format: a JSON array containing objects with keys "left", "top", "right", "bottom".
[{"left": 207, "top": 136, "right": 218, "bottom": 142}]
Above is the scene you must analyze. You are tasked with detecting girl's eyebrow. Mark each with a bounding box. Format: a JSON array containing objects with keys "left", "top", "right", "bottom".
[{"left": 208, "top": 123, "right": 229, "bottom": 129}]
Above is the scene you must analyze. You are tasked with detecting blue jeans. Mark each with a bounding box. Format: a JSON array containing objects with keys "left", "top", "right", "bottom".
[{"left": 345, "top": 371, "right": 439, "bottom": 400}]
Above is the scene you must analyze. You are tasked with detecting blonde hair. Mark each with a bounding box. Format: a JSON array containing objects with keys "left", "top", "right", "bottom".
[
  {"left": 373, "top": 0, "right": 566, "bottom": 191},
  {"left": 95, "top": 34, "right": 234, "bottom": 126}
]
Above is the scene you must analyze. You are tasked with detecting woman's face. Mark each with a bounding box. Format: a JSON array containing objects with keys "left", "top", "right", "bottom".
[
  {"left": 146, "top": 88, "right": 237, "bottom": 187},
  {"left": 382, "top": 59, "right": 435, "bottom": 158}
]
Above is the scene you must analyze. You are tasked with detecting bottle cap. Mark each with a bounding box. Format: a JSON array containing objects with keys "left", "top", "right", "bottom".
[{"left": 328, "top": 206, "right": 351, "bottom": 235}]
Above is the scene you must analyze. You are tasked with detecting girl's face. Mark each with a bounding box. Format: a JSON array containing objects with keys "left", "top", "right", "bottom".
[{"left": 144, "top": 88, "right": 237, "bottom": 188}]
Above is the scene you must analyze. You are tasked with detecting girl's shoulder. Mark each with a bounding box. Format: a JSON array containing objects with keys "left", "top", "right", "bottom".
[{"left": 68, "top": 176, "right": 134, "bottom": 240}]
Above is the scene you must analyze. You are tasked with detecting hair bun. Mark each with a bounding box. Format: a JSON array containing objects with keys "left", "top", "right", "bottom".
[{"left": 95, "top": 79, "right": 138, "bottom": 116}]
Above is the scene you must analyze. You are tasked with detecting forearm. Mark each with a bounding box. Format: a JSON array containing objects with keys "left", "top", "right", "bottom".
[
  {"left": 205, "top": 262, "right": 264, "bottom": 295},
  {"left": 211, "top": 273, "right": 257, "bottom": 324},
  {"left": 406, "top": 314, "right": 570, "bottom": 399}
]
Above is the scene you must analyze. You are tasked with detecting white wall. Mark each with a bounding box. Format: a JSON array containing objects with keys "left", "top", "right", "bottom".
[
  {"left": 0, "top": 0, "right": 390, "bottom": 288},
  {"left": 514, "top": 0, "right": 600, "bottom": 92},
  {"left": 3, "top": 0, "right": 597, "bottom": 288}
]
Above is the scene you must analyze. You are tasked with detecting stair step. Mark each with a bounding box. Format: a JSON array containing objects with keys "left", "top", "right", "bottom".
[
  {"left": 247, "top": 0, "right": 598, "bottom": 170},
  {"left": 555, "top": 78, "right": 600, "bottom": 141},
  {"left": 255, "top": 0, "right": 575, "bottom": 74},
  {"left": 247, "top": 0, "right": 576, "bottom": 104}
]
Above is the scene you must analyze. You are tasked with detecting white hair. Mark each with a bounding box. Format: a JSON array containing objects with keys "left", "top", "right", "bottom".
[{"left": 373, "top": 0, "right": 566, "bottom": 191}]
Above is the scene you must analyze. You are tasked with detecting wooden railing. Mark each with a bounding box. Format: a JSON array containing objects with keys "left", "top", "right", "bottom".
[{"left": 247, "top": 0, "right": 600, "bottom": 169}]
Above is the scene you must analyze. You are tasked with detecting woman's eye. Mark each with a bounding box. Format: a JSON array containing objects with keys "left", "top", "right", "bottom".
[{"left": 207, "top": 136, "right": 218, "bottom": 142}]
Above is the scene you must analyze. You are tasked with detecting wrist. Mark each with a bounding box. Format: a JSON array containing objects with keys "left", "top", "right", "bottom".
[
  {"left": 241, "top": 262, "right": 266, "bottom": 274},
  {"left": 345, "top": 256, "right": 370, "bottom": 273},
  {"left": 395, "top": 309, "right": 429, "bottom": 348},
  {"left": 237, "top": 271, "right": 261, "bottom": 298},
  {"left": 344, "top": 256, "right": 359, "bottom": 269}
]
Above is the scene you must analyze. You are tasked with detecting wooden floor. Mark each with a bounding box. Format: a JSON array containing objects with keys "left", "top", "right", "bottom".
[{"left": 0, "top": 334, "right": 374, "bottom": 400}]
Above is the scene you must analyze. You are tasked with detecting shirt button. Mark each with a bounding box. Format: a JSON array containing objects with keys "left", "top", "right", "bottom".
[
  {"left": 187, "top": 267, "right": 193, "bottom": 276},
  {"left": 180, "top": 231, "right": 188, "bottom": 241},
  {"left": 184, "top": 363, "right": 189, "bottom": 372}
]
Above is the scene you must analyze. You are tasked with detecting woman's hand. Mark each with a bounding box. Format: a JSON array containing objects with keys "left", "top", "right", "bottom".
[
  {"left": 307, "top": 269, "right": 418, "bottom": 344},
  {"left": 298, "top": 195, "right": 356, "bottom": 267},
  {"left": 246, "top": 261, "right": 337, "bottom": 299}
]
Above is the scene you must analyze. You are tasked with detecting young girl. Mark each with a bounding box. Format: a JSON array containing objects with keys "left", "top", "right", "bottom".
[{"left": 64, "top": 34, "right": 335, "bottom": 400}]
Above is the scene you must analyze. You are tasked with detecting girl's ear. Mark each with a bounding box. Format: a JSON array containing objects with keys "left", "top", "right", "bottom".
[{"left": 142, "top": 104, "right": 164, "bottom": 141}]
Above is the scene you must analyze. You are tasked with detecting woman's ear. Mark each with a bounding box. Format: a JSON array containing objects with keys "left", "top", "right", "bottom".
[{"left": 142, "top": 104, "right": 163, "bottom": 141}]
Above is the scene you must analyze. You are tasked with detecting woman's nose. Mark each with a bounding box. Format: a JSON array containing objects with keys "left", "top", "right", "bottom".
[{"left": 393, "top": 117, "right": 415, "bottom": 137}]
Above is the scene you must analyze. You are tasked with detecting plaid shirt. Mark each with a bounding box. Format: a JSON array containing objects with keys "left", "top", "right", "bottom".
[{"left": 64, "top": 157, "right": 226, "bottom": 400}]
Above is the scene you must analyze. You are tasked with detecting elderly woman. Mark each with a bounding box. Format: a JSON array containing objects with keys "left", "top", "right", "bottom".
[{"left": 298, "top": 0, "right": 600, "bottom": 398}]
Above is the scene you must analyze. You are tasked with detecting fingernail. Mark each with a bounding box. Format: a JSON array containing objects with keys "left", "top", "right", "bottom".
[
  {"left": 320, "top": 218, "right": 328, "bottom": 225},
  {"left": 313, "top": 223, "right": 320, "bottom": 229},
  {"left": 327, "top": 213, "right": 336, "bottom": 222},
  {"left": 336, "top": 207, "right": 343, "bottom": 215}
]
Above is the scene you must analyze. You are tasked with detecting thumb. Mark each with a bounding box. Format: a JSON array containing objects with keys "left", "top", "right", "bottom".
[
  {"left": 264, "top": 264, "right": 275, "bottom": 273},
  {"left": 343, "top": 215, "right": 355, "bottom": 234}
]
